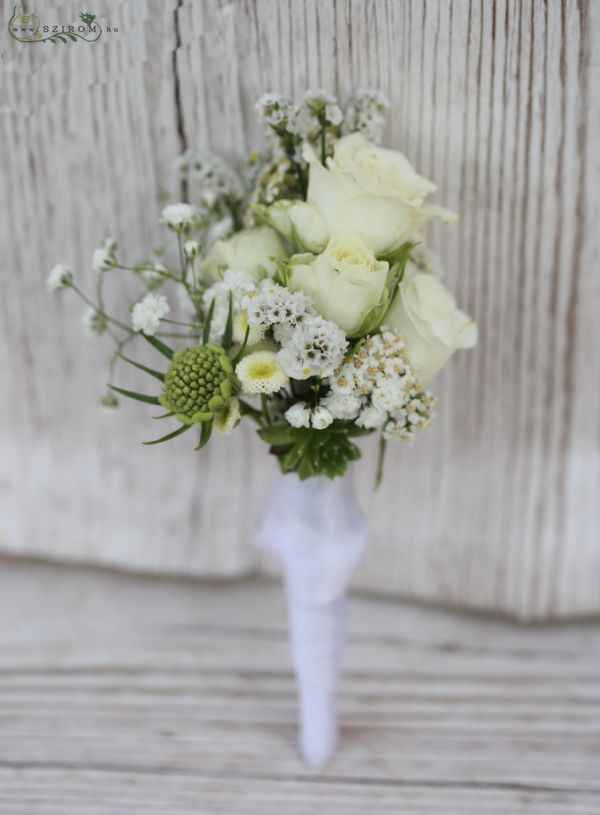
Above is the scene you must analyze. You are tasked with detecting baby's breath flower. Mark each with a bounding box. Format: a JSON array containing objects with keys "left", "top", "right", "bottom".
[
  {"left": 184, "top": 240, "right": 201, "bottom": 259},
  {"left": 46, "top": 263, "right": 72, "bottom": 291},
  {"left": 343, "top": 88, "right": 390, "bottom": 143},
  {"left": 236, "top": 351, "right": 288, "bottom": 395},
  {"left": 81, "top": 306, "right": 107, "bottom": 338},
  {"left": 356, "top": 404, "right": 387, "bottom": 430},
  {"left": 285, "top": 402, "right": 311, "bottom": 428},
  {"left": 92, "top": 244, "right": 116, "bottom": 272},
  {"left": 131, "top": 293, "right": 170, "bottom": 336},
  {"left": 101, "top": 392, "right": 119, "bottom": 412},
  {"left": 161, "top": 203, "right": 195, "bottom": 231}
]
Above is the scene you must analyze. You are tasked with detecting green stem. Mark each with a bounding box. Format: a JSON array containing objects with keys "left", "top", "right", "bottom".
[
  {"left": 239, "top": 399, "right": 262, "bottom": 424},
  {"left": 375, "top": 434, "right": 388, "bottom": 489},
  {"left": 71, "top": 284, "right": 134, "bottom": 335}
]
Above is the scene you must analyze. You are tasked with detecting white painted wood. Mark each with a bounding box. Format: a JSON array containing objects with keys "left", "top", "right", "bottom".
[
  {"left": 0, "top": 557, "right": 599, "bottom": 813},
  {"left": 1, "top": 0, "right": 599, "bottom": 618}
]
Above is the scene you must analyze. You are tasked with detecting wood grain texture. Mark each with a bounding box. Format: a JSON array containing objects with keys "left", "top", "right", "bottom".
[
  {"left": 1, "top": 557, "right": 599, "bottom": 813},
  {"left": 1, "top": 0, "right": 599, "bottom": 618}
]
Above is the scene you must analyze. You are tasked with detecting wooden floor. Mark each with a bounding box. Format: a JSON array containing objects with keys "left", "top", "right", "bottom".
[{"left": 0, "top": 557, "right": 599, "bottom": 814}]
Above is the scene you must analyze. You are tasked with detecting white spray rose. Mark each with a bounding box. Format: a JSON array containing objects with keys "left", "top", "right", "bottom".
[
  {"left": 200, "top": 226, "right": 287, "bottom": 281},
  {"left": 287, "top": 234, "right": 389, "bottom": 336},
  {"left": 255, "top": 200, "right": 329, "bottom": 253},
  {"left": 385, "top": 264, "right": 477, "bottom": 383},
  {"left": 305, "top": 134, "right": 457, "bottom": 254}
]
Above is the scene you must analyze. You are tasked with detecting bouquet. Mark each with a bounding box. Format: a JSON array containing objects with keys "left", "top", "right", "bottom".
[{"left": 48, "top": 88, "right": 477, "bottom": 765}]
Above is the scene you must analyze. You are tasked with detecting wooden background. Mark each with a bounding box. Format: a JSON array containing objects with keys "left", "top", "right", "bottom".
[{"left": 1, "top": 0, "right": 599, "bottom": 619}]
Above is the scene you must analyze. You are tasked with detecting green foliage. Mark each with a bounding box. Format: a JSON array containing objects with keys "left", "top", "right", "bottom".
[{"left": 258, "top": 421, "right": 371, "bottom": 480}]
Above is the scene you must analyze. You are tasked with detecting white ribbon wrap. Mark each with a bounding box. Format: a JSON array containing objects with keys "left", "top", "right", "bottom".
[{"left": 258, "top": 469, "right": 367, "bottom": 767}]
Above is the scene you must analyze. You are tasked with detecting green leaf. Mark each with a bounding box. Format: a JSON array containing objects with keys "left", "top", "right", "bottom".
[
  {"left": 231, "top": 325, "right": 250, "bottom": 366},
  {"left": 143, "top": 424, "right": 192, "bottom": 445},
  {"left": 118, "top": 353, "right": 165, "bottom": 382},
  {"left": 108, "top": 384, "right": 161, "bottom": 405},
  {"left": 258, "top": 424, "right": 300, "bottom": 446},
  {"left": 203, "top": 297, "right": 215, "bottom": 344},
  {"left": 194, "top": 419, "right": 213, "bottom": 450},
  {"left": 141, "top": 333, "right": 174, "bottom": 359},
  {"left": 66, "top": 32, "right": 77, "bottom": 42},
  {"left": 222, "top": 290, "right": 234, "bottom": 350},
  {"left": 151, "top": 411, "right": 175, "bottom": 419},
  {"left": 379, "top": 241, "right": 417, "bottom": 269}
]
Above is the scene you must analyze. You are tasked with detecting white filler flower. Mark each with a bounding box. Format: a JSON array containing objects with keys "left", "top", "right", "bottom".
[
  {"left": 131, "top": 293, "right": 170, "bottom": 336},
  {"left": 161, "top": 203, "right": 195, "bottom": 230},
  {"left": 236, "top": 351, "right": 288, "bottom": 395},
  {"left": 46, "top": 263, "right": 72, "bottom": 291},
  {"left": 311, "top": 405, "right": 334, "bottom": 430},
  {"left": 285, "top": 402, "right": 311, "bottom": 428}
]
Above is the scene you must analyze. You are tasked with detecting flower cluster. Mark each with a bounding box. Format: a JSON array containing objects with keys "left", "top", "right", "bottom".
[
  {"left": 342, "top": 88, "right": 390, "bottom": 143},
  {"left": 47, "top": 88, "right": 476, "bottom": 481},
  {"left": 328, "top": 329, "right": 437, "bottom": 442}
]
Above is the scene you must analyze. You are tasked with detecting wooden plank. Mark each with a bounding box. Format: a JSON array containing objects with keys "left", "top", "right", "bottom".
[
  {"left": 0, "top": 557, "right": 599, "bottom": 813},
  {"left": 1, "top": 0, "right": 599, "bottom": 618}
]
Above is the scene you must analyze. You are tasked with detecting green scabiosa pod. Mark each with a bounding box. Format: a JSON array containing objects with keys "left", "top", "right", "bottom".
[{"left": 159, "top": 344, "right": 239, "bottom": 425}]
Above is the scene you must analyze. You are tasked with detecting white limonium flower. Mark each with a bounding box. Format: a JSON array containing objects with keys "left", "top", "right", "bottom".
[
  {"left": 213, "top": 398, "right": 241, "bottom": 435},
  {"left": 285, "top": 402, "right": 311, "bottom": 428},
  {"left": 46, "top": 263, "right": 73, "bottom": 291},
  {"left": 277, "top": 313, "right": 347, "bottom": 380},
  {"left": 311, "top": 405, "right": 334, "bottom": 430},
  {"left": 131, "top": 293, "right": 170, "bottom": 336},
  {"left": 246, "top": 281, "right": 314, "bottom": 330},
  {"left": 236, "top": 351, "right": 288, "bottom": 395},
  {"left": 161, "top": 203, "right": 195, "bottom": 231}
]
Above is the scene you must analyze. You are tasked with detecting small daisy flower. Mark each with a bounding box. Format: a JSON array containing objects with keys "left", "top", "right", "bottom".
[
  {"left": 236, "top": 351, "right": 288, "bottom": 395},
  {"left": 131, "top": 293, "right": 170, "bottom": 336},
  {"left": 46, "top": 263, "right": 72, "bottom": 291},
  {"left": 285, "top": 402, "right": 311, "bottom": 428}
]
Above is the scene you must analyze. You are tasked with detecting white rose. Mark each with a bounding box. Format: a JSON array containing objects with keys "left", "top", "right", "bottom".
[
  {"left": 287, "top": 234, "right": 389, "bottom": 336},
  {"left": 385, "top": 264, "right": 477, "bottom": 383},
  {"left": 304, "top": 135, "right": 457, "bottom": 254},
  {"left": 255, "top": 201, "right": 329, "bottom": 253},
  {"left": 200, "top": 226, "right": 286, "bottom": 281}
]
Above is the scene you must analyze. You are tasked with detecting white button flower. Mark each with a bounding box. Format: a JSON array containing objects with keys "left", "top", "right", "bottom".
[
  {"left": 236, "top": 351, "right": 288, "bottom": 395},
  {"left": 131, "top": 293, "right": 170, "bottom": 336}
]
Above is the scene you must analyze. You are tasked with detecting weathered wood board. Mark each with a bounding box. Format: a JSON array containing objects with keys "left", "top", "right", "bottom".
[
  {"left": 0, "top": 557, "right": 599, "bottom": 813},
  {"left": 1, "top": 0, "right": 599, "bottom": 618}
]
